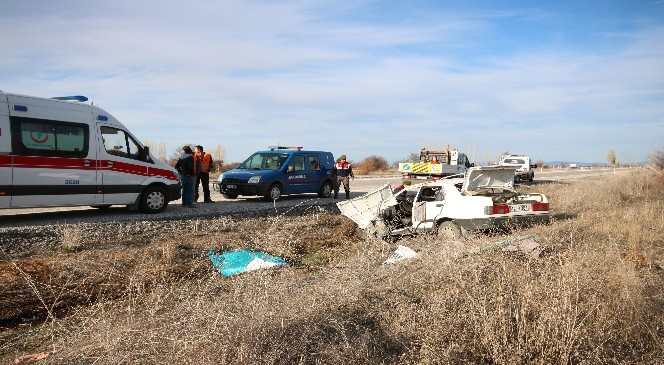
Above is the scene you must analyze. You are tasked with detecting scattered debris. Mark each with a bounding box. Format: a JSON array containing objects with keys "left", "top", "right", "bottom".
[
  {"left": 466, "top": 235, "right": 543, "bottom": 258},
  {"left": 209, "top": 249, "right": 287, "bottom": 277},
  {"left": 13, "top": 351, "right": 50, "bottom": 365},
  {"left": 383, "top": 245, "right": 418, "bottom": 265},
  {"left": 500, "top": 236, "right": 542, "bottom": 258}
]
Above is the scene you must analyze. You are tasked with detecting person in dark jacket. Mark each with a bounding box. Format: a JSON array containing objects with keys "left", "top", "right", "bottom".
[{"left": 175, "top": 145, "right": 196, "bottom": 207}]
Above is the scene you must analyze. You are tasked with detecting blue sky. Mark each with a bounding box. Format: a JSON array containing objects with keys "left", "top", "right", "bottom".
[{"left": 1, "top": 0, "right": 663, "bottom": 163}]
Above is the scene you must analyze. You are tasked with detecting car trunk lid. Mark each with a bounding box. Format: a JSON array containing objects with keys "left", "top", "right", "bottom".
[{"left": 463, "top": 166, "right": 516, "bottom": 193}]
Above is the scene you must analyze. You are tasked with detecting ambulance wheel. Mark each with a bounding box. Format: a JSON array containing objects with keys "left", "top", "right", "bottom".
[
  {"left": 437, "top": 221, "right": 464, "bottom": 241},
  {"left": 139, "top": 186, "right": 167, "bottom": 213},
  {"left": 223, "top": 192, "right": 238, "bottom": 199},
  {"left": 265, "top": 184, "right": 282, "bottom": 201},
  {"left": 318, "top": 181, "right": 332, "bottom": 198},
  {"left": 90, "top": 204, "right": 112, "bottom": 210}
]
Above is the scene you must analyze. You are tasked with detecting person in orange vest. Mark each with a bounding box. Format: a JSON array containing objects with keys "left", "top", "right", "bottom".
[
  {"left": 334, "top": 154, "right": 354, "bottom": 199},
  {"left": 194, "top": 145, "right": 214, "bottom": 203}
]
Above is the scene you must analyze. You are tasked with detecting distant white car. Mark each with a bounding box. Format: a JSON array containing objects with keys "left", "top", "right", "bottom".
[
  {"left": 499, "top": 154, "right": 537, "bottom": 182},
  {"left": 337, "top": 166, "right": 550, "bottom": 239}
]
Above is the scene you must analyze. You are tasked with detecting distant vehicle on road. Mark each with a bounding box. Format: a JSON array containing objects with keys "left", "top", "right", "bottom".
[
  {"left": 499, "top": 154, "right": 537, "bottom": 182},
  {"left": 215, "top": 146, "right": 336, "bottom": 201},
  {"left": 0, "top": 91, "right": 180, "bottom": 213}
]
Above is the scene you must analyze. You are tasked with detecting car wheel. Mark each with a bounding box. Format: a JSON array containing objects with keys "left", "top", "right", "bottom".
[
  {"left": 139, "top": 186, "right": 167, "bottom": 213},
  {"left": 90, "top": 204, "right": 112, "bottom": 210},
  {"left": 265, "top": 184, "right": 282, "bottom": 201},
  {"left": 318, "top": 181, "right": 332, "bottom": 198},
  {"left": 437, "top": 221, "right": 464, "bottom": 241},
  {"left": 223, "top": 192, "right": 239, "bottom": 199}
]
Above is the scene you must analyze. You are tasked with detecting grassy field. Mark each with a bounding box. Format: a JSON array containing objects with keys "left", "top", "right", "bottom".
[{"left": 1, "top": 170, "right": 663, "bottom": 364}]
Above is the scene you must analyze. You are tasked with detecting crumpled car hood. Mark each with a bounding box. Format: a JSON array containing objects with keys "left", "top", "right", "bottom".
[
  {"left": 463, "top": 166, "right": 516, "bottom": 192},
  {"left": 336, "top": 184, "right": 398, "bottom": 229}
]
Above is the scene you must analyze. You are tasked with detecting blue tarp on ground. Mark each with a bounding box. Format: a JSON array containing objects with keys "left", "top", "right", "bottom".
[{"left": 208, "top": 249, "right": 287, "bottom": 277}]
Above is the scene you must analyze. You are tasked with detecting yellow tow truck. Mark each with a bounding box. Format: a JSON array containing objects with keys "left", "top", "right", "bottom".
[{"left": 398, "top": 148, "right": 473, "bottom": 179}]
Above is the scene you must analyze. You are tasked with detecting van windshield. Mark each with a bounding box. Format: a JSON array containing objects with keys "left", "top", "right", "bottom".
[{"left": 239, "top": 153, "right": 289, "bottom": 170}]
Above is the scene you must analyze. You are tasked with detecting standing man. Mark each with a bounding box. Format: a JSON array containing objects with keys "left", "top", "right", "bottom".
[
  {"left": 334, "top": 154, "right": 354, "bottom": 199},
  {"left": 175, "top": 145, "right": 196, "bottom": 207},
  {"left": 194, "top": 145, "right": 214, "bottom": 203}
]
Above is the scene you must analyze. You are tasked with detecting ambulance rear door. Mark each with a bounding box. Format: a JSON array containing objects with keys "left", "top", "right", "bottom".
[{"left": 0, "top": 94, "right": 11, "bottom": 208}]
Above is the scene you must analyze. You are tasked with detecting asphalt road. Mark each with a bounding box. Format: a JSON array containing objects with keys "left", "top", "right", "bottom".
[{"left": 0, "top": 168, "right": 629, "bottom": 228}]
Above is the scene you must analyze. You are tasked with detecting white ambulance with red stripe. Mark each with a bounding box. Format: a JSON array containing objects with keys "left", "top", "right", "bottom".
[{"left": 0, "top": 91, "right": 180, "bottom": 213}]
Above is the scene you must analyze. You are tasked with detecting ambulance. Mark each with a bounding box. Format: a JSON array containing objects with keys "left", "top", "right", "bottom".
[{"left": 0, "top": 91, "right": 181, "bottom": 213}]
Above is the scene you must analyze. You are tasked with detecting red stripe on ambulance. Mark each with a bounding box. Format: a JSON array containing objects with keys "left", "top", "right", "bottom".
[{"left": 0, "top": 155, "right": 178, "bottom": 181}]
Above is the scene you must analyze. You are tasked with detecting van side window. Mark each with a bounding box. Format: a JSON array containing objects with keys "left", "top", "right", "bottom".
[
  {"left": 10, "top": 116, "right": 88, "bottom": 157},
  {"left": 288, "top": 155, "right": 305, "bottom": 173},
  {"left": 101, "top": 126, "right": 145, "bottom": 161},
  {"left": 322, "top": 153, "right": 334, "bottom": 169},
  {"left": 308, "top": 155, "right": 320, "bottom": 171}
]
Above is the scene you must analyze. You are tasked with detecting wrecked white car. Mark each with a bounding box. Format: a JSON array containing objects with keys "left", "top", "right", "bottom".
[{"left": 337, "top": 166, "right": 550, "bottom": 239}]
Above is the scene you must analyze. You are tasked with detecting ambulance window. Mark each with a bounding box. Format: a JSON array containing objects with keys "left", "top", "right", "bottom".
[
  {"left": 55, "top": 125, "right": 86, "bottom": 153},
  {"left": 20, "top": 122, "right": 56, "bottom": 151},
  {"left": 101, "top": 127, "right": 129, "bottom": 157},
  {"left": 10, "top": 116, "right": 88, "bottom": 157},
  {"left": 126, "top": 135, "right": 141, "bottom": 160}
]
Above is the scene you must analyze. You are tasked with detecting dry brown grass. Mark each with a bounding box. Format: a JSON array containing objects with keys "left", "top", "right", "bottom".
[{"left": 1, "top": 171, "right": 664, "bottom": 364}]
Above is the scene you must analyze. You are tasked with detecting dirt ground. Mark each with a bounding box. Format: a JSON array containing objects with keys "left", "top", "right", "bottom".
[{"left": 1, "top": 170, "right": 663, "bottom": 364}]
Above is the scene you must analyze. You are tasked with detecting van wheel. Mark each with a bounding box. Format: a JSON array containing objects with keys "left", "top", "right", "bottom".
[
  {"left": 265, "top": 184, "right": 282, "bottom": 201},
  {"left": 90, "top": 204, "right": 112, "bottom": 210},
  {"left": 437, "top": 221, "right": 464, "bottom": 241},
  {"left": 140, "top": 186, "right": 167, "bottom": 213},
  {"left": 318, "top": 181, "right": 332, "bottom": 198},
  {"left": 223, "top": 192, "right": 238, "bottom": 199}
]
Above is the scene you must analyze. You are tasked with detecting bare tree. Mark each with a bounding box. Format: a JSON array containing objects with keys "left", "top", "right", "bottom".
[
  {"left": 650, "top": 149, "right": 664, "bottom": 171},
  {"left": 607, "top": 149, "right": 618, "bottom": 174},
  {"left": 213, "top": 144, "right": 225, "bottom": 172}
]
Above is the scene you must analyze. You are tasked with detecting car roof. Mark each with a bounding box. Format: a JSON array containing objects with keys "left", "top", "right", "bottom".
[{"left": 255, "top": 150, "right": 331, "bottom": 154}]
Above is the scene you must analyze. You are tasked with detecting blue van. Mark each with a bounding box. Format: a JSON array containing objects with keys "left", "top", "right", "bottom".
[{"left": 216, "top": 147, "right": 336, "bottom": 200}]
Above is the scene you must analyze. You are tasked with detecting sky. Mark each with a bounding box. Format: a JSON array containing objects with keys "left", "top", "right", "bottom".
[{"left": 1, "top": 0, "right": 663, "bottom": 163}]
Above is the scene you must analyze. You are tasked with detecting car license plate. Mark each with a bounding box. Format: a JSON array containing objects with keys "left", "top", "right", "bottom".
[
  {"left": 226, "top": 184, "right": 237, "bottom": 189},
  {"left": 510, "top": 204, "right": 530, "bottom": 212}
]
